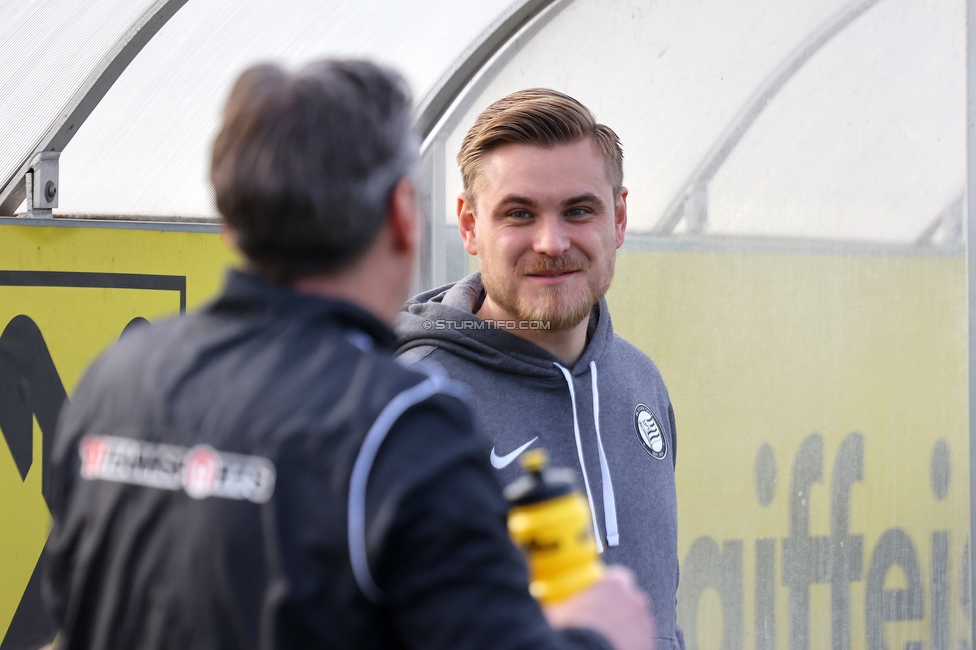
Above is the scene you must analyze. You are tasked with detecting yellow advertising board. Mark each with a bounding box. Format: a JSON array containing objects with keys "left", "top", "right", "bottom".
[
  {"left": 0, "top": 223, "right": 970, "bottom": 650},
  {"left": 608, "top": 249, "right": 970, "bottom": 650},
  {"left": 0, "top": 220, "right": 235, "bottom": 647}
]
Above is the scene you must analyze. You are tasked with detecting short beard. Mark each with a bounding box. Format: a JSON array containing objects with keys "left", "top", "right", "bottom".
[{"left": 481, "top": 252, "right": 615, "bottom": 333}]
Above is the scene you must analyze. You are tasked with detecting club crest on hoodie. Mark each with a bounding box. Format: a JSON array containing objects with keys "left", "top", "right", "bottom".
[{"left": 634, "top": 404, "right": 668, "bottom": 460}]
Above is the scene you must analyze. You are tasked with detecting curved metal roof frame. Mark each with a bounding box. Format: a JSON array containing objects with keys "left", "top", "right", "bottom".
[
  {"left": 416, "top": 0, "right": 927, "bottom": 245},
  {"left": 413, "top": 0, "right": 559, "bottom": 141},
  {"left": 0, "top": 0, "right": 951, "bottom": 240},
  {"left": 417, "top": 0, "right": 573, "bottom": 156},
  {"left": 409, "top": 0, "right": 967, "bottom": 270},
  {"left": 650, "top": 0, "right": 885, "bottom": 235},
  {"left": 0, "top": 0, "right": 555, "bottom": 219},
  {"left": 0, "top": 0, "right": 190, "bottom": 217}
]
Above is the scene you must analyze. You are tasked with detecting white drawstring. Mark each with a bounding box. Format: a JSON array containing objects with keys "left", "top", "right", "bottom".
[
  {"left": 554, "top": 363, "right": 604, "bottom": 554},
  {"left": 590, "top": 361, "right": 619, "bottom": 547}
]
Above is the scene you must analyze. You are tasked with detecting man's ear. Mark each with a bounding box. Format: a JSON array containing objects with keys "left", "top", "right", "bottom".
[
  {"left": 457, "top": 193, "right": 478, "bottom": 255},
  {"left": 614, "top": 187, "right": 628, "bottom": 249},
  {"left": 388, "top": 176, "right": 418, "bottom": 254}
]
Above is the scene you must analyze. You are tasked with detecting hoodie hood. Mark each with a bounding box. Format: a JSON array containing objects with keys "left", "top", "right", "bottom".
[{"left": 394, "top": 272, "right": 614, "bottom": 379}]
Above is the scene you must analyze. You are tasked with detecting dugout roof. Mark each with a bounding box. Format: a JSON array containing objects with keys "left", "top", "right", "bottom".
[{"left": 0, "top": 0, "right": 965, "bottom": 252}]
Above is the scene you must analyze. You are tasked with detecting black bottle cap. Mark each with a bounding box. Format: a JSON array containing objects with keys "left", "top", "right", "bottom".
[{"left": 503, "top": 449, "right": 578, "bottom": 506}]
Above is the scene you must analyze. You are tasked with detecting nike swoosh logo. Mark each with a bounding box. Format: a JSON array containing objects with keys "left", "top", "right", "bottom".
[{"left": 489, "top": 437, "right": 539, "bottom": 469}]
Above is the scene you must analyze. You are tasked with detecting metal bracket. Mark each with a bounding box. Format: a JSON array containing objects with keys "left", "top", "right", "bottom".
[
  {"left": 26, "top": 152, "right": 59, "bottom": 217},
  {"left": 0, "top": 0, "right": 190, "bottom": 217}
]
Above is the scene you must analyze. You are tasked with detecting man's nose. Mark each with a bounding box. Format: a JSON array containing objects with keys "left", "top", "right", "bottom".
[{"left": 532, "top": 215, "right": 571, "bottom": 256}]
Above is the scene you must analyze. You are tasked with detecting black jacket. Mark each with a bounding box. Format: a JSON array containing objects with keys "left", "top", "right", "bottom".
[{"left": 44, "top": 270, "right": 610, "bottom": 650}]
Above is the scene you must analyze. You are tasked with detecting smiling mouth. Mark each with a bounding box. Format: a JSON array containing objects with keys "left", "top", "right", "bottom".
[
  {"left": 519, "top": 257, "right": 584, "bottom": 279},
  {"left": 526, "top": 270, "right": 578, "bottom": 281},
  {"left": 529, "top": 270, "right": 576, "bottom": 277}
]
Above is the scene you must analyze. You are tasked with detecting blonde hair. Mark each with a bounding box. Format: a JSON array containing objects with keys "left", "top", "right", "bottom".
[{"left": 457, "top": 88, "right": 623, "bottom": 205}]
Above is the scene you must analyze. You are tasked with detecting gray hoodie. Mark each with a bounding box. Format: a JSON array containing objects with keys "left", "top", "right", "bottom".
[{"left": 395, "top": 273, "right": 684, "bottom": 650}]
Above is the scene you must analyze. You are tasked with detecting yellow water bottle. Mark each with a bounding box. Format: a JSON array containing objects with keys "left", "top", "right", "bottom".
[{"left": 504, "top": 448, "right": 604, "bottom": 604}]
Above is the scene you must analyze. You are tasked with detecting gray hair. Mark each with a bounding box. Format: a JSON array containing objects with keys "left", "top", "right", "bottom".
[{"left": 211, "top": 59, "right": 417, "bottom": 282}]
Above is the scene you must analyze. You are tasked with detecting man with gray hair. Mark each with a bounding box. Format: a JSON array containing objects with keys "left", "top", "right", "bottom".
[{"left": 42, "top": 61, "right": 654, "bottom": 649}]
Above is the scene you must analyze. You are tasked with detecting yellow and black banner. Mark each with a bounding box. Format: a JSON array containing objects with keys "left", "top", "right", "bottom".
[
  {"left": 0, "top": 221, "right": 234, "bottom": 647},
  {"left": 0, "top": 224, "right": 970, "bottom": 649},
  {"left": 609, "top": 249, "right": 970, "bottom": 650}
]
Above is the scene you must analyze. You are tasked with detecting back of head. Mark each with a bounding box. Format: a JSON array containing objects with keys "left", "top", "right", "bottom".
[
  {"left": 457, "top": 88, "right": 623, "bottom": 206},
  {"left": 211, "top": 60, "right": 416, "bottom": 283}
]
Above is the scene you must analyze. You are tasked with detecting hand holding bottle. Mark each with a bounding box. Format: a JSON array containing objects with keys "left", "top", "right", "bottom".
[{"left": 543, "top": 565, "right": 656, "bottom": 650}]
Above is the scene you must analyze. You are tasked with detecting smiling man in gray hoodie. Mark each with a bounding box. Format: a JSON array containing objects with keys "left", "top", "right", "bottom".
[{"left": 395, "top": 89, "right": 683, "bottom": 650}]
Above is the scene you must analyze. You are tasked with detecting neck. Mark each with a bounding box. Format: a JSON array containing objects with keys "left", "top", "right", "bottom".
[
  {"left": 286, "top": 230, "right": 409, "bottom": 327},
  {"left": 291, "top": 272, "right": 395, "bottom": 325},
  {"left": 475, "top": 294, "right": 590, "bottom": 366}
]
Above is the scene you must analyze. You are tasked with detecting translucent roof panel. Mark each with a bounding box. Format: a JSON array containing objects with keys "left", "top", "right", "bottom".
[
  {"left": 54, "top": 0, "right": 515, "bottom": 219},
  {"left": 425, "top": 0, "right": 964, "bottom": 245},
  {"left": 0, "top": 0, "right": 158, "bottom": 194}
]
